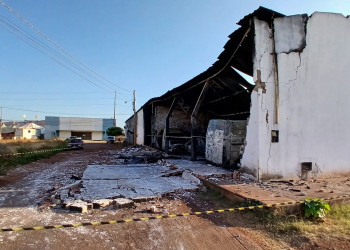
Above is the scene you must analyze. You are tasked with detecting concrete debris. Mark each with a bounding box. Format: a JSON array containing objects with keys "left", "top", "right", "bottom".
[
  {"left": 149, "top": 202, "right": 168, "bottom": 214},
  {"left": 43, "top": 146, "right": 235, "bottom": 212},
  {"left": 161, "top": 170, "right": 184, "bottom": 177},
  {"left": 58, "top": 180, "right": 82, "bottom": 192},
  {"left": 68, "top": 200, "right": 89, "bottom": 213},
  {"left": 92, "top": 199, "right": 114, "bottom": 209},
  {"left": 70, "top": 174, "right": 81, "bottom": 180},
  {"left": 50, "top": 194, "right": 61, "bottom": 205},
  {"left": 62, "top": 197, "right": 75, "bottom": 207},
  {"left": 115, "top": 145, "right": 166, "bottom": 164},
  {"left": 113, "top": 198, "right": 134, "bottom": 208},
  {"left": 182, "top": 170, "right": 201, "bottom": 185},
  {"left": 269, "top": 180, "right": 294, "bottom": 186},
  {"left": 240, "top": 173, "right": 257, "bottom": 182}
]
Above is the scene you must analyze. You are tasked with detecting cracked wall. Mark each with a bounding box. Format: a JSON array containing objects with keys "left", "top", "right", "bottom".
[{"left": 242, "top": 12, "right": 350, "bottom": 179}]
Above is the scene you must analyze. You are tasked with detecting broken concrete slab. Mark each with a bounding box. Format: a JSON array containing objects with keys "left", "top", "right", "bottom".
[
  {"left": 182, "top": 170, "right": 201, "bottom": 185},
  {"left": 77, "top": 159, "right": 232, "bottom": 201},
  {"left": 92, "top": 199, "right": 114, "bottom": 209},
  {"left": 113, "top": 198, "right": 134, "bottom": 208},
  {"left": 82, "top": 164, "right": 165, "bottom": 180},
  {"left": 164, "top": 159, "right": 233, "bottom": 177},
  {"left": 80, "top": 163, "right": 206, "bottom": 201},
  {"left": 69, "top": 200, "right": 88, "bottom": 213}
]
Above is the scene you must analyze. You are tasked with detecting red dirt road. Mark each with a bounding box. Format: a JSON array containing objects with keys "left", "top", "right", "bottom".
[{"left": 0, "top": 143, "right": 272, "bottom": 250}]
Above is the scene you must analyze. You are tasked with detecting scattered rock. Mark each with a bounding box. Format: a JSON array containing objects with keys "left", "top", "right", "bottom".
[
  {"left": 70, "top": 175, "right": 81, "bottom": 180},
  {"left": 161, "top": 170, "right": 184, "bottom": 177},
  {"left": 297, "top": 192, "right": 307, "bottom": 196},
  {"left": 150, "top": 203, "right": 167, "bottom": 214},
  {"left": 240, "top": 173, "right": 257, "bottom": 181},
  {"left": 51, "top": 195, "right": 61, "bottom": 205}
]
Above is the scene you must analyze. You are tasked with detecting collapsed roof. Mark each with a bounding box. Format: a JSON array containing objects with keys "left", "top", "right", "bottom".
[{"left": 138, "top": 7, "right": 284, "bottom": 120}]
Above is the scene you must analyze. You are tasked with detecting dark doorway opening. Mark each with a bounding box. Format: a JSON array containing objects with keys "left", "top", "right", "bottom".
[{"left": 71, "top": 131, "right": 92, "bottom": 140}]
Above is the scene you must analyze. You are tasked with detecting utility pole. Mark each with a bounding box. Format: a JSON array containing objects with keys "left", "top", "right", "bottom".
[
  {"left": 0, "top": 107, "right": 2, "bottom": 140},
  {"left": 133, "top": 90, "right": 137, "bottom": 145},
  {"left": 113, "top": 90, "right": 116, "bottom": 127}
]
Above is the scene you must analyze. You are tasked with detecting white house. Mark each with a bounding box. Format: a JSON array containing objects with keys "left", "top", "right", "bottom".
[{"left": 15, "top": 122, "right": 44, "bottom": 139}]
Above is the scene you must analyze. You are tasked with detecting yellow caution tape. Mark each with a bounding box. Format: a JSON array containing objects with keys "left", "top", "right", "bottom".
[
  {"left": 0, "top": 147, "right": 71, "bottom": 158},
  {"left": 1, "top": 194, "right": 348, "bottom": 233}
]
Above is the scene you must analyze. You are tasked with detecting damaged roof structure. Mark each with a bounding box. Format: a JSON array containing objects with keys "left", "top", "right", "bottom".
[{"left": 126, "top": 6, "right": 350, "bottom": 180}]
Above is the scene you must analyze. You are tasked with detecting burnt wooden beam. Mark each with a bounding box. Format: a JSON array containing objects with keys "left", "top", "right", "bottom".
[
  {"left": 165, "top": 97, "right": 177, "bottom": 153},
  {"left": 191, "top": 80, "right": 210, "bottom": 161}
]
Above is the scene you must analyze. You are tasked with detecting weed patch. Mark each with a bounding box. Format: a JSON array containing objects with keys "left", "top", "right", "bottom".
[
  {"left": 0, "top": 141, "right": 67, "bottom": 175},
  {"left": 193, "top": 188, "right": 350, "bottom": 248}
]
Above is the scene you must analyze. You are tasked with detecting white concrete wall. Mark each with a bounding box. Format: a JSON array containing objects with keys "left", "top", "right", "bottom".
[
  {"left": 21, "top": 129, "right": 36, "bottom": 139},
  {"left": 92, "top": 131, "right": 103, "bottom": 141},
  {"left": 242, "top": 13, "right": 350, "bottom": 179},
  {"left": 59, "top": 131, "right": 71, "bottom": 140},
  {"left": 136, "top": 109, "right": 144, "bottom": 145},
  {"left": 124, "top": 116, "right": 134, "bottom": 144}
]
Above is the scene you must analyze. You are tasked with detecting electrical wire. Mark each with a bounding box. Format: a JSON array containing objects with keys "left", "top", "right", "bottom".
[
  {"left": 2, "top": 106, "right": 131, "bottom": 117},
  {"left": 0, "top": 16, "right": 112, "bottom": 93},
  {"left": 0, "top": 0, "right": 132, "bottom": 94}
]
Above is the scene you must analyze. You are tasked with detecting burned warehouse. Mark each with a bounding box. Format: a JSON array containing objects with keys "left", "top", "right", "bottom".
[{"left": 125, "top": 7, "right": 350, "bottom": 180}]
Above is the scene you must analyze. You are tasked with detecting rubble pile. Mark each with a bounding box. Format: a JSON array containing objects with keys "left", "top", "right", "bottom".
[
  {"left": 40, "top": 146, "right": 235, "bottom": 213},
  {"left": 115, "top": 145, "right": 167, "bottom": 164}
]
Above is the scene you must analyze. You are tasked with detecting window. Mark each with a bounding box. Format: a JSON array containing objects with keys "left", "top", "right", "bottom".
[{"left": 271, "top": 130, "right": 279, "bottom": 143}]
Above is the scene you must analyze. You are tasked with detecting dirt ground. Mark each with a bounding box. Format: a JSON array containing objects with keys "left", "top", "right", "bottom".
[
  {"left": 0, "top": 142, "right": 349, "bottom": 249},
  {"left": 0, "top": 143, "right": 272, "bottom": 250}
]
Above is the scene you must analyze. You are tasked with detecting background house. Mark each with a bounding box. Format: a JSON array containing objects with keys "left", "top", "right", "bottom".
[
  {"left": 15, "top": 122, "right": 44, "bottom": 139},
  {"left": 1, "top": 126, "right": 15, "bottom": 140}
]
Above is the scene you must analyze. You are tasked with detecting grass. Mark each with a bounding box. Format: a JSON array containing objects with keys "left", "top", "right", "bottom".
[
  {"left": 0, "top": 140, "right": 67, "bottom": 175},
  {"left": 194, "top": 189, "right": 350, "bottom": 248}
]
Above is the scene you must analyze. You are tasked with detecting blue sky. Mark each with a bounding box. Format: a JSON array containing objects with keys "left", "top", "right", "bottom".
[{"left": 0, "top": 0, "right": 349, "bottom": 127}]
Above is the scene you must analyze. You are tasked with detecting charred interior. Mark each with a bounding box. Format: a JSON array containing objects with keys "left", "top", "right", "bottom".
[{"left": 127, "top": 7, "right": 284, "bottom": 168}]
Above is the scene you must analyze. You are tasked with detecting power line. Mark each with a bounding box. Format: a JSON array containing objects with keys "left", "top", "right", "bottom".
[
  {"left": 0, "top": 90, "right": 127, "bottom": 95},
  {"left": 0, "top": 16, "right": 112, "bottom": 92},
  {"left": 0, "top": 0, "right": 132, "bottom": 93},
  {"left": 2, "top": 106, "right": 131, "bottom": 116}
]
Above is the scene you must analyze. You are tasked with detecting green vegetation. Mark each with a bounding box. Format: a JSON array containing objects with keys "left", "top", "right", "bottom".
[
  {"left": 303, "top": 197, "right": 331, "bottom": 220},
  {"left": 0, "top": 140, "right": 67, "bottom": 175},
  {"left": 106, "top": 126, "right": 124, "bottom": 136},
  {"left": 194, "top": 189, "right": 350, "bottom": 248}
]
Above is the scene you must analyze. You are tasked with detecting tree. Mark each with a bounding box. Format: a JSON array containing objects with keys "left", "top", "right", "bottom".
[{"left": 106, "top": 126, "right": 124, "bottom": 136}]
